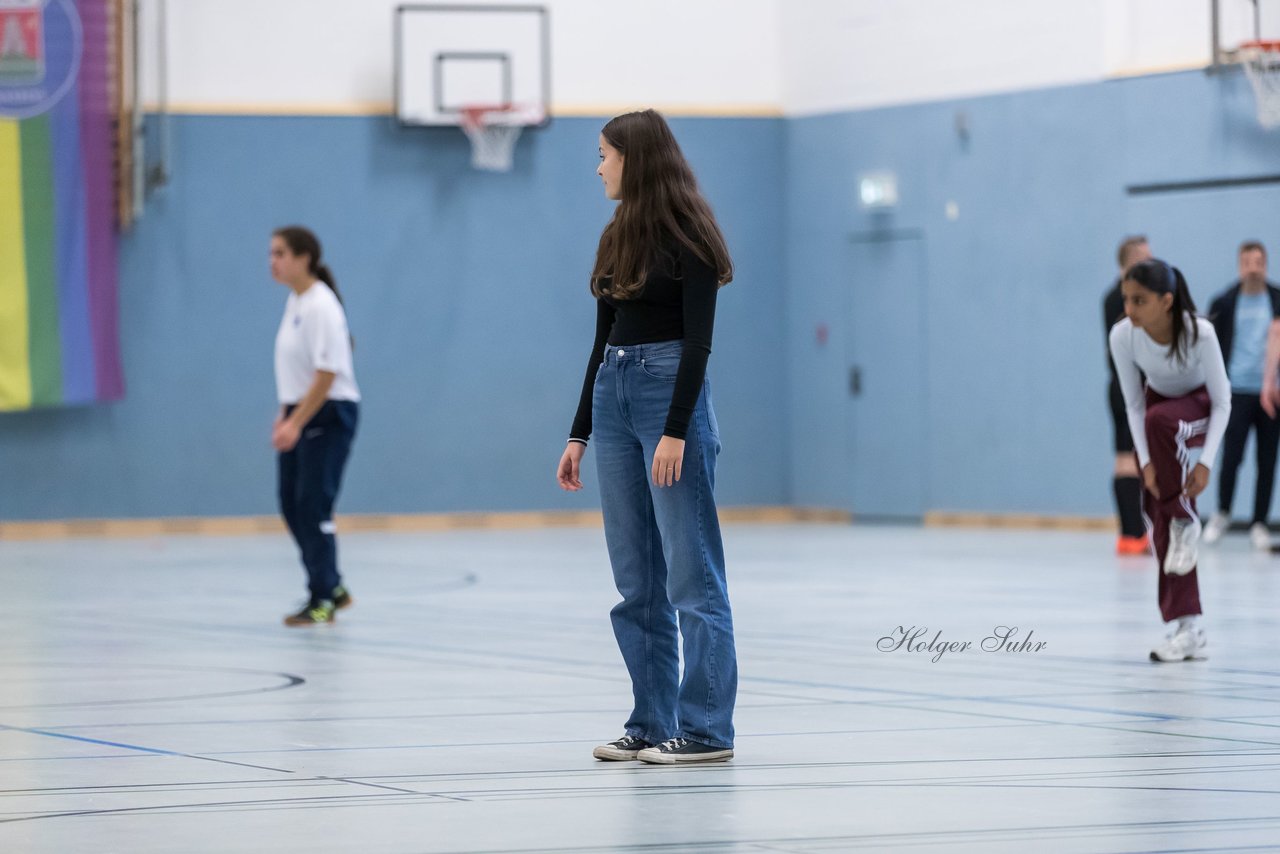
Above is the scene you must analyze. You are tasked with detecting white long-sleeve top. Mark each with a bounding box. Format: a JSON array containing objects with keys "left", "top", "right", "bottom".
[{"left": 1108, "top": 314, "right": 1231, "bottom": 470}]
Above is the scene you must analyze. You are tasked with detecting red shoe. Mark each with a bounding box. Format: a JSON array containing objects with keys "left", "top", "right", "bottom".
[{"left": 1116, "top": 533, "right": 1151, "bottom": 556}]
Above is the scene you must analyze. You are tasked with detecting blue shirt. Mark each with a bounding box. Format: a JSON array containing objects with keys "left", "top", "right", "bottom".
[{"left": 1228, "top": 291, "right": 1272, "bottom": 392}]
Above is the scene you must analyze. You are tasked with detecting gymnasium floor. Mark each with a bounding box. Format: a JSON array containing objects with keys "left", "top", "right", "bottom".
[{"left": 2, "top": 522, "right": 1279, "bottom": 853}]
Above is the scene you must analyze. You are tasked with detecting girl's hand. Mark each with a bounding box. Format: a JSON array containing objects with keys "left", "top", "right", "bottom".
[
  {"left": 652, "top": 436, "right": 685, "bottom": 487},
  {"left": 1263, "top": 385, "right": 1280, "bottom": 419},
  {"left": 1184, "top": 462, "right": 1210, "bottom": 499},
  {"left": 557, "top": 442, "right": 586, "bottom": 491},
  {"left": 1143, "top": 462, "right": 1160, "bottom": 500},
  {"left": 272, "top": 417, "right": 300, "bottom": 452}
]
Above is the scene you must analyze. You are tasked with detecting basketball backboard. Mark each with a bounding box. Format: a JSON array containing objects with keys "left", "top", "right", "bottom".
[
  {"left": 394, "top": 4, "right": 549, "bottom": 128},
  {"left": 1212, "top": 0, "right": 1280, "bottom": 68}
]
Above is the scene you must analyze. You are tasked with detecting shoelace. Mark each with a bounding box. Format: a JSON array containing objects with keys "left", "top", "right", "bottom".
[{"left": 659, "top": 737, "right": 689, "bottom": 752}]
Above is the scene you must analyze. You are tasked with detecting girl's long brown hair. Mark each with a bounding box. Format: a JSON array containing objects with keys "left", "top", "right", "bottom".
[{"left": 590, "top": 110, "right": 733, "bottom": 299}]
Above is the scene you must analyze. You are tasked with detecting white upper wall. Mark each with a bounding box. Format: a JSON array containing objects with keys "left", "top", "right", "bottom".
[
  {"left": 139, "top": 0, "right": 783, "bottom": 115},
  {"left": 780, "top": 0, "right": 1273, "bottom": 116},
  {"left": 779, "top": 0, "right": 1105, "bottom": 116},
  {"left": 139, "top": 0, "right": 1273, "bottom": 117}
]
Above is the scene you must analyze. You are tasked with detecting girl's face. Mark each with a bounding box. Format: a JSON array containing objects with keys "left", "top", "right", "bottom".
[
  {"left": 1121, "top": 278, "right": 1173, "bottom": 331},
  {"left": 597, "top": 134, "right": 624, "bottom": 201},
  {"left": 270, "top": 236, "right": 309, "bottom": 285}
]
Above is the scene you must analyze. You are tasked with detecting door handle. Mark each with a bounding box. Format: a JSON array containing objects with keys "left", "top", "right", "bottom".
[{"left": 849, "top": 366, "right": 861, "bottom": 397}]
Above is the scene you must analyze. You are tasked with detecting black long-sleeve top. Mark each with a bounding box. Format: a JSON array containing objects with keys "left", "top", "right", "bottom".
[{"left": 570, "top": 243, "right": 718, "bottom": 441}]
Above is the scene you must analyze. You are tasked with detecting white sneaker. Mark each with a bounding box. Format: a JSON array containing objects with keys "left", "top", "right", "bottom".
[
  {"left": 1163, "top": 516, "right": 1202, "bottom": 575},
  {"left": 1201, "top": 511, "right": 1230, "bottom": 545},
  {"left": 1250, "top": 522, "right": 1272, "bottom": 551},
  {"left": 1150, "top": 626, "right": 1208, "bottom": 662}
]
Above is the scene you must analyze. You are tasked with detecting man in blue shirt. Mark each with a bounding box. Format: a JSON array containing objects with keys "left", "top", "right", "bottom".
[{"left": 1204, "top": 242, "right": 1279, "bottom": 549}]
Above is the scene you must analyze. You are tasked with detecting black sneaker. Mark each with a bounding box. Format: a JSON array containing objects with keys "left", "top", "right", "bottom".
[
  {"left": 637, "top": 737, "right": 733, "bottom": 764},
  {"left": 332, "top": 586, "right": 354, "bottom": 610},
  {"left": 283, "top": 600, "right": 336, "bottom": 626},
  {"left": 592, "top": 734, "right": 653, "bottom": 761}
]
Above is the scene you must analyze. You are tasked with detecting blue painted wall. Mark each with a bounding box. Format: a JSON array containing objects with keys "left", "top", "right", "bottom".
[
  {"left": 785, "top": 69, "right": 1280, "bottom": 517},
  {"left": 6, "top": 69, "right": 1278, "bottom": 522},
  {"left": 0, "top": 116, "right": 788, "bottom": 519}
]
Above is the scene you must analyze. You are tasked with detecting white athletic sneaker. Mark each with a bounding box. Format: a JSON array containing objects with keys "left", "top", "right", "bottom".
[
  {"left": 1150, "top": 626, "right": 1208, "bottom": 662},
  {"left": 1163, "top": 516, "right": 1202, "bottom": 575},
  {"left": 1250, "top": 522, "right": 1272, "bottom": 551},
  {"left": 1201, "top": 511, "right": 1230, "bottom": 545}
]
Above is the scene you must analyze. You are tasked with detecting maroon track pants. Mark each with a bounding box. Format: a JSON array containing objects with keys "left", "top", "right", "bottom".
[{"left": 1143, "top": 386, "right": 1207, "bottom": 622}]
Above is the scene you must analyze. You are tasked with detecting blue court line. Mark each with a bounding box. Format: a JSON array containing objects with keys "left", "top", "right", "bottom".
[
  {"left": 0, "top": 724, "right": 182, "bottom": 757},
  {"left": 0, "top": 724, "right": 295, "bottom": 772}
]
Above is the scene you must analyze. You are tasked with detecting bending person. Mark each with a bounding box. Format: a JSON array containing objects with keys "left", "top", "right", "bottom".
[{"left": 1109, "top": 259, "right": 1230, "bottom": 662}]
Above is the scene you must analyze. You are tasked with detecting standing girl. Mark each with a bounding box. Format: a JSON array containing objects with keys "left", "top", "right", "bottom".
[
  {"left": 1109, "top": 258, "right": 1230, "bottom": 661},
  {"left": 557, "top": 110, "right": 738, "bottom": 763},
  {"left": 271, "top": 226, "right": 360, "bottom": 626}
]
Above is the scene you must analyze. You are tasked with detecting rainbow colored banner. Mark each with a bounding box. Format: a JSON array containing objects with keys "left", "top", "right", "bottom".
[{"left": 0, "top": 0, "right": 122, "bottom": 411}]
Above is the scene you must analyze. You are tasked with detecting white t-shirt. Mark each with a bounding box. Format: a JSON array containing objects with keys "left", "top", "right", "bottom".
[
  {"left": 1108, "top": 314, "right": 1230, "bottom": 470},
  {"left": 274, "top": 282, "right": 361, "bottom": 405}
]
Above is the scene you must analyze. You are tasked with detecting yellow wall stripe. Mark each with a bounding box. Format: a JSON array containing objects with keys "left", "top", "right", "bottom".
[
  {"left": 0, "top": 120, "right": 32, "bottom": 411},
  {"left": 147, "top": 101, "right": 785, "bottom": 119},
  {"left": 0, "top": 507, "right": 852, "bottom": 541}
]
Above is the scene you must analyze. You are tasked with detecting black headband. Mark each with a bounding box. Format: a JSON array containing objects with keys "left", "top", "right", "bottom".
[{"left": 1130, "top": 259, "right": 1177, "bottom": 294}]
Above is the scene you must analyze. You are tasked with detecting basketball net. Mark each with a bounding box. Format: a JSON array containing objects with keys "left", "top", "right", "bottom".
[
  {"left": 1240, "top": 41, "right": 1280, "bottom": 129},
  {"left": 459, "top": 105, "right": 543, "bottom": 172}
]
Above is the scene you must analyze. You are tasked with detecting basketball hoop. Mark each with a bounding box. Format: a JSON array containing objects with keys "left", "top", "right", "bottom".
[
  {"left": 1239, "top": 40, "right": 1280, "bottom": 129},
  {"left": 459, "top": 105, "right": 543, "bottom": 172}
]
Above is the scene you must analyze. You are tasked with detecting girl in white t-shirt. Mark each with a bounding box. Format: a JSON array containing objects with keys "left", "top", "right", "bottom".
[
  {"left": 270, "top": 226, "right": 360, "bottom": 626},
  {"left": 1109, "top": 258, "right": 1231, "bottom": 662}
]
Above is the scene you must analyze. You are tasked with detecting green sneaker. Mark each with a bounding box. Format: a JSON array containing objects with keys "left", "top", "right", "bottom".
[
  {"left": 284, "top": 599, "right": 336, "bottom": 626},
  {"left": 332, "top": 586, "right": 354, "bottom": 610}
]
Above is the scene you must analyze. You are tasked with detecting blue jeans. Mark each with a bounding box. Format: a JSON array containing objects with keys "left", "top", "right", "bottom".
[
  {"left": 592, "top": 340, "right": 737, "bottom": 749},
  {"left": 279, "top": 400, "right": 358, "bottom": 602}
]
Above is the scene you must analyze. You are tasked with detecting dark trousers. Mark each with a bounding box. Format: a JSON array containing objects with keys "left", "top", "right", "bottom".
[
  {"left": 278, "top": 400, "right": 358, "bottom": 602},
  {"left": 1144, "top": 387, "right": 1206, "bottom": 623},
  {"left": 1216, "top": 392, "right": 1280, "bottom": 525},
  {"left": 1109, "top": 380, "right": 1145, "bottom": 537}
]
